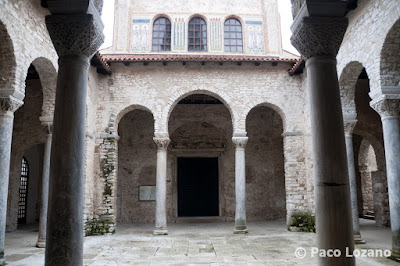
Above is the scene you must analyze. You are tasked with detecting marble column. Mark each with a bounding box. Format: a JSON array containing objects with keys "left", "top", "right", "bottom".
[
  {"left": 370, "top": 98, "right": 400, "bottom": 262},
  {"left": 36, "top": 124, "right": 52, "bottom": 248},
  {"left": 232, "top": 136, "right": 248, "bottom": 234},
  {"left": 0, "top": 96, "right": 23, "bottom": 266},
  {"left": 153, "top": 135, "right": 170, "bottom": 235},
  {"left": 344, "top": 120, "right": 366, "bottom": 244},
  {"left": 45, "top": 14, "right": 103, "bottom": 266},
  {"left": 291, "top": 17, "right": 355, "bottom": 265}
]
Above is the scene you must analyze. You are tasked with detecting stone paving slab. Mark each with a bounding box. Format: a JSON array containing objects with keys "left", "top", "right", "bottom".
[{"left": 3, "top": 220, "right": 399, "bottom": 265}]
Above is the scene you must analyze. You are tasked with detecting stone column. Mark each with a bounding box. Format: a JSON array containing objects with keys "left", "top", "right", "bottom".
[
  {"left": 153, "top": 135, "right": 170, "bottom": 235},
  {"left": 370, "top": 98, "right": 400, "bottom": 262},
  {"left": 36, "top": 122, "right": 53, "bottom": 248},
  {"left": 344, "top": 120, "right": 366, "bottom": 244},
  {"left": 0, "top": 96, "right": 23, "bottom": 266},
  {"left": 44, "top": 14, "right": 103, "bottom": 266},
  {"left": 291, "top": 16, "right": 355, "bottom": 265},
  {"left": 232, "top": 136, "right": 248, "bottom": 234}
]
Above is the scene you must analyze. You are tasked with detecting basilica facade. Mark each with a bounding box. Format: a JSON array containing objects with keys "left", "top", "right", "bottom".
[{"left": 0, "top": 0, "right": 399, "bottom": 265}]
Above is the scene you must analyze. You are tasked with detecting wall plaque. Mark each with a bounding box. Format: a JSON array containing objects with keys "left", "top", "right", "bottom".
[{"left": 139, "top": 186, "right": 156, "bottom": 201}]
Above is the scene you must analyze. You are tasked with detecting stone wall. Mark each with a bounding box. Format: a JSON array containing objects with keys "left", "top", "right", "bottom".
[{"left": 0, "top": 0, "right": 57, "bottom": 100}]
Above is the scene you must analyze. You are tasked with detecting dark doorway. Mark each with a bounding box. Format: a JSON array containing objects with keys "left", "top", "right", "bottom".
[{"left": 178, "top": 157, "right": 219, "bottom": 217}]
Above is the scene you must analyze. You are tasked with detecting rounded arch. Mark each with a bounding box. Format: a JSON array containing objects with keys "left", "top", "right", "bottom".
[
  {"left": 354, "top": 130, "right": 386, "bottom": 173},
  {"left": 0, "top": 20, "right": 18, "bottom": 94},
  {"left": 380, "top": 18, "right": 400, "bottom": 87},
  {"left": 244, "top": 102, "right": 286, "bottom": 132},
  {"left": 26, "top": 57, "right": 58, "bottom": 118},
  {"left": 223, "top": 15, "right": 244, "bottom": 26},
  {"left": 166, "top": 89, "right": 235, "bottom": 134},
  {"left": 116, "top": 104, "right": 156, "bottom": 134},
  {"left": 339, "top": 61, "right": 368, "bottom": 112}
]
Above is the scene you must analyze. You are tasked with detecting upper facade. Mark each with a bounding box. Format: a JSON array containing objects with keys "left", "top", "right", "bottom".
[{"left": 108, "top": 0, "right": 284, "bottom": 57}]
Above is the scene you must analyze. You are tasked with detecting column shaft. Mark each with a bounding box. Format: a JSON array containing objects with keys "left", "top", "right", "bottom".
[
  {"left": 345, "top": 134, "right": 365, "bottom": 244},
  {"left": 233, "top": 137, "right": 248, "bottom": 234},
  {"left": 36, "top": 133, "right": 52, "bottom": 248},
  {"left": 45, "top": 55, "right": 89, "bottom": 266},
  {"left": 307, "top": 56, "right": 355, "bottom": 265},
  {"left": 0, "top": 111, "right": 15, "bottom": 266},
  {"left": 153, "top": 137, "right": 170, "bottom": 235},
  {"left": 381, "top": 116, "right": 400, "bottom": 260}
]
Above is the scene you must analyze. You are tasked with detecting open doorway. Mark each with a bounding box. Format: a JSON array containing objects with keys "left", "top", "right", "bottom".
[{"left": 177, "top": 157, "right": 219, "bottom": 217}]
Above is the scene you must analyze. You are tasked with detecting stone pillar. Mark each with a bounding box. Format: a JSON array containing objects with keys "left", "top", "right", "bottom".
[
  {"left": 232, "top": 136, "right": 248, "bottom": 234},
  {"left": 370, "top": 98, "right": 400, "bottom": 262},
  {"left": 44, "top": 14, "right": 103, "bottom": 266},
  {"left": 36, "top": 122, "right": 53, "bottom": 248},
  {"left": 153, "top": 135, "right": 170, "bottom": 235},
  {"left": 0, "top": 96, "right": 23, "bottom": 266},
  {"left": 291, "top": 16, "right": 355, "bottom": 265},
  {"left": 344, "top": 120, "right": 366, "bottom": 244}
]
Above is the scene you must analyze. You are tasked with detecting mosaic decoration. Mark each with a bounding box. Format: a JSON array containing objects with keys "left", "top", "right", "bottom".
[
  {"left": 245, "top": 21, "right": 265, "bottom": 53},
  {"left": 210, "top": 17, "right": 223, "bottom": 52},
  {"left": 173, "top": 17, "right": 186, "bottom": 50},
  {"left": 131, "top": 19, "right": 150, "bottom": 52}
]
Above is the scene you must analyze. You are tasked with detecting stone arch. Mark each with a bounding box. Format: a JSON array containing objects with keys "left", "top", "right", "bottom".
[
  {"left": 166, "top": 89, "right": 236, "bottom": 134},
  {"left": 339, "top": 61, "right": 367, "bottom": 113},
  {"left": 380, "top": 18, "right": 400, "bottom": 87},
  {"left": 355, "top": 131, "right": 390, "bottom": 227},
  {"left": 244, "top": 102, "right": 286, "bottom": 132},
  {"left": 115, "top": 104, "right": 156, "bottom": 134},
  {"left": 28, "top": 57, "right": 58, "bottom": 118},
  {"left": 116, "top": 108, "right": 156, "bottom": 223},
  {"left": 0, "top": 20, "right": 17, "bottom": 95}
]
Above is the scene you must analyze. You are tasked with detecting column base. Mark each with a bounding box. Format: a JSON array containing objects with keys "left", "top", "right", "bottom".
[
  {"left": 354, "top": 234, "right": 366, "bottom": 244},
  {"left": 388, "top": 249, "right": 400, "bottom": 263},
  {"left": 234, "top": 226, "right": 248, "bottom": 234},
  {"left": 153, "top": 228, "right": 168, "bottom": 235},
  {"left": 36, "top": 238, "right": 46, "bottom": 248}
]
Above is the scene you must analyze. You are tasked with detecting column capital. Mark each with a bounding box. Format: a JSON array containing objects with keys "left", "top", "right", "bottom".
[
  {"left": 40, "top": 116, "right": 53, "bottom": 134},
  {"left": 343, "top": 120, "right": 357, "bottom": 136},
  {"left": 45, "top": 14, "right": 104, "bottom": 58},
  {"left": 0, "top": 95, "right": 23, "bottom": 113},
  {"left": 232, "top": 137, "right": 248, "bottom": 149},
  {"left": 153, "top": 137, "right": 170, "bottom": 151},
  {"left": 370, "top": 98, "right": 400, "bottom": 118},
  {"left": 291, "top": 16, "right": 348, "bottom": 59}
]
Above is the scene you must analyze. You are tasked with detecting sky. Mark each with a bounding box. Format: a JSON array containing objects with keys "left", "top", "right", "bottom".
[{"left": 100, "top": 0, "right": 299, "bottom": 55}]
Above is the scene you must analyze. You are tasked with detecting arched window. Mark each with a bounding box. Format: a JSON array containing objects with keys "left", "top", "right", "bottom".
[
  {"left": 188, "top": 17, "right": 207, "bottom": 51},
  {"left": 224, "top": 18, "right": 243, "bottom": 52},
  {"left": 152, "top": 17, "right": 171, "bottom": 51},
  {"left": 18, "top": 157, "right": 29, "bottom": 224}
]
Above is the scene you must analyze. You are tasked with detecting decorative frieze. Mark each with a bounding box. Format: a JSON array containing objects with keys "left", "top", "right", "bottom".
[
  {"left": 291, "top": 17, "right": 348, "bottom": 59},
  {"left": 0, "top": 96, "right": 23, "bottom": 113},
  {"left": 45, "top": 14, "right": 104, "bottom": 58}
]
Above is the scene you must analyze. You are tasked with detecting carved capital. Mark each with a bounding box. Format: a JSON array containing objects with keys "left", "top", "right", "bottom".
[
  {"left": 0, "top": 96, "right": 23, "bottom": 113},
  {"left": 370, "top": 99, "right": 400, "bottom": 118},
  {"left": 291, "top": 17, "right": 348, "bottom": 59},
  {"left": 93, "top": 0, "right": 104, "bottom": 14},
  {"left": 45, "top": 14, "right": 104, "bottom": 58},
  {"left": 343, "top": 120, "right": 357, "bottom": 136},
  {"left": 232, "top": 137, "right": 248, "bottom": 149},
  {"left": 153, "top": 137, "right": 171, "bottom": 151}
]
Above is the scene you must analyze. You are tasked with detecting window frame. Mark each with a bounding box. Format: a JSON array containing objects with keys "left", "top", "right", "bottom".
[
  {"left": 188, "top": 16, "right": 208, "bottom": 52},
  {"left": 224, "top": 18, "right": 244, "bottom": 53},
  {"left": 152, "top": 17, "right": 172, "bottom": 52}
]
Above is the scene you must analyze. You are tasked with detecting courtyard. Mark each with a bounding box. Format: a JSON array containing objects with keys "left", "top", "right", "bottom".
[{"left": 4, "top": 219, "right": 396, "bottom": 265}]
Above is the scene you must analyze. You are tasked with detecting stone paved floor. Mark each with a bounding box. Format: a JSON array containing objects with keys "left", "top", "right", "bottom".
[{"left": 4, "top": 219, "right": 398, "bottom": 265}]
